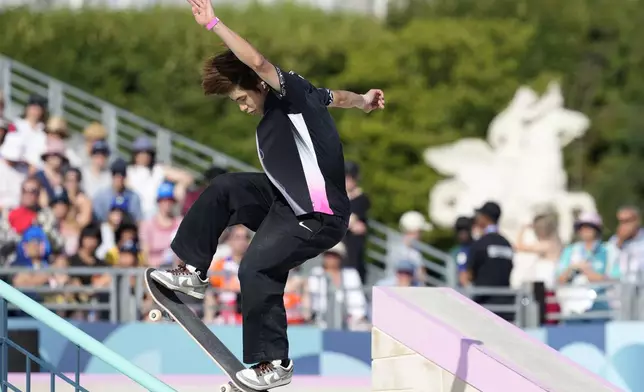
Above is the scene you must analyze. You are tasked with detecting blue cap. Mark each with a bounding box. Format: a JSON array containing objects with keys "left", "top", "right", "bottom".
[
  {"left": 22, "top": 226, "right": 48, "bottom": 243},
  {"left": 91, "top": 140, "right": 111, "bottom": 155},
  {"left": 157, "top": 181, "right": 175, "bottom": 200},
  {"left": 396, "top": 260, "right": 416, "bottom": 274},
  {"left": 110, "top": 158, "right": 127, "bottom": 176},
  {"left": 133, "top": 136, "right": 154, "bottom": 152},
  {"left": 110, "top": 195, "right": 129, "bottom": 211},
  {"left": 119, "top": 240, "right": 139, "bottom": 254}
]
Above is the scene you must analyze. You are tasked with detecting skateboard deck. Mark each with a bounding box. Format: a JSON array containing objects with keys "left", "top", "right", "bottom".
[{"left": 144, "top": 268, "right": 265, "bottom": 392}]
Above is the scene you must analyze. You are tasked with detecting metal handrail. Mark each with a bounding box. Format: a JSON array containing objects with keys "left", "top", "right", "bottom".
[{"left": 0, "top": 54, "right": 455, "bottom": 286}]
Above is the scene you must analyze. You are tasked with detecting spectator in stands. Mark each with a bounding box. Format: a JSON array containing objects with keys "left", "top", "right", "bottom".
[
  {"left": 35, "top": 138, "right": 68, "bottom": 206},
  {"left": 608, "top": 206, "right": 644, "bottom": 282},
  {"left": 206, "top": 225, "right": 251, "bottom": 324},
  {"left": 385, "top": 211, "right": 429, "bottom": 282},
  {"left": 284, "top": 268, "right": 308, "bottom": 325},
  {"left": 139, "top": 182, "right": 182, "bottom": 268},
  {"left": 96, "top": 195, "right": 131, "bottom": 260},
  {"left": 104, "top": 221, "right": 142, "bottom": 266},
  {"left": 449, "top": 216, "right": 473, "bottom": 286},
  {"left": 514, "top": 208, "right": 562, "bottom": 288},
  {"left": 62, "top": 168, "right": 93, "bottom": 229},
  {"left": 12, "top": 94, "right": 48, "bottom": 171},
  {"left": 462, "top": 201, "right": 514, "bottom": 321},
  {"left": 0, "top": 136, "right": 28, "bottom": 212},
  {"left": 76, "top": 123, "right": 108, "bottom": 168},
  {"left": 68, "top": 223, "right": 110, "bottom": 321},
  {"left": 343, "top": 161, "right": 370, "bottom": 283},
  {"left": 376, "top": 260, "right": 421, "bottom": 287},
  {"left": 126, "top": 136, "right": 193, "bottom": 219},
  {"left": 116, "top": 240, "right": 140, "bottom": 268},
  {"left": 42, "top": 116, "right": 81, "bottom": 167},
  {"left": 93, "top": 158, "right": 142, "bottom": 223},
  {"left": 82, "top": 140, "right": 113, "bottom": 199},
  {"left": 44, "top": 253, "right": 79, "bottom": 319},
  {"left": 307, "top": 242, "right": 367, "bottom": 330},
  {"left": 0, "top": 178, "right": 63, "bottom": 255},
  {"left": 182, "top": 166, "right": 228, "bottom": 216},
  {"left": 49, "top": 192, "right": 79, "bottom": 256},
  {"left": 555, "top": 212, "right": 619, "bottom": 322},
  {"left": 0, "top": 118, "right": 14, "bottom": 147},
  {"left": 11, "top": 227, "right": 51, "bottom": 304}
]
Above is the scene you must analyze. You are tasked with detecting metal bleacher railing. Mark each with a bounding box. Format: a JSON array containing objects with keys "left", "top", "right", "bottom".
[{"left": 0, "top": 55, "right": 455, "bottom": 287}]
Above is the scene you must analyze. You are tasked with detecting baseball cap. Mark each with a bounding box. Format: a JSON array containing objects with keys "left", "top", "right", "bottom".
[
  {"left": 454, "top": 216, "right": 473, "bottom": 232},
  {"left": 119, "top": 240, "right": 139, "bottom": 254},
  {"left": 26, "top": 94, "right": 47, "bottom": 108},
  {"left": 475, "top": 201, "right": 502, "bottom": 223},
  {"left": 396, "top": 260, "right": 416, "bottom": 274},
  {"left": 110, "top": 195, "right": 129, "bottom": 212},
  {"left": 399, "top": 211, "right": 432, "bottom": 232},
  {"left": 157, "top": 181, "right": 175, "bottom": 201},
  {"left": 574, "top": 211, "right": 603, "bottom": 232},
  {"left": 22, "top": 226, "right": 48, "bottom": 243},
  {"left": 132, "top": 136, "right": 154, "bottom": 152},
  {"left": 91, "top": 140, "right": 111, "bottom": 156},
  {"left": 324, "top": 242, "right": 347, "bottom": 259},
  {"left": 110, "top": 158, "right": 127, "bottom": 176}
]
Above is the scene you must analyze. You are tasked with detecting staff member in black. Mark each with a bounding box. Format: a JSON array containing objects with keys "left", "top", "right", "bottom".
[{"left": 463, "top": 201, "right": 514, "bottom": 321}]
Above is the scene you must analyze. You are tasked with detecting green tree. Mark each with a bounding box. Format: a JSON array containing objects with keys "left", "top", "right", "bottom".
[{"left": 0, "top": 6, "right": 557, "bottom": 234}]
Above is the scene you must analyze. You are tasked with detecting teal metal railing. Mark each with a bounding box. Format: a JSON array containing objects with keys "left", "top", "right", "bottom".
[{"left": 0, "top": 279, "right": 176, "bottom": 392}]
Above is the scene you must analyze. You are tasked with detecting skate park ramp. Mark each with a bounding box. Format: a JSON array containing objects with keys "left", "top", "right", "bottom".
[{"left": 372, "top": 287, "right": 622, "bottom": 392}]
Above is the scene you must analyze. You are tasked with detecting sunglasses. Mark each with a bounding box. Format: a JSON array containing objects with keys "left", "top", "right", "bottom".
[{"left": 22, "top": 187, "right": 40, "bottom": 194}]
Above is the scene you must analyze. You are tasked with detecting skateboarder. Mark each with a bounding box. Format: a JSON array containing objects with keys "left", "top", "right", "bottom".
[{"left": 150, "top": 0, "right": 385, "bottom": 390}]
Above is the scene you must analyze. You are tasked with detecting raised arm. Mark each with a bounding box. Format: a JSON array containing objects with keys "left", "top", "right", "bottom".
[
  {"left": 188, "top": 0, "right": 385, "bottom": 112},
  {"left": 188, "top": 0, "right": 281, "bottom": 91}
]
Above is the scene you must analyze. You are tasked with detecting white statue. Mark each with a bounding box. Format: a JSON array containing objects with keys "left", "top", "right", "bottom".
[{"left": 425, "top": 82, "right": 596, "bottom": 244}]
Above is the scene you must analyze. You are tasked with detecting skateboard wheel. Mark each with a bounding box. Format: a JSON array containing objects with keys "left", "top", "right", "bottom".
[
  {"left": 219, "top": 383, "right": 233, "bottom": 392},
  {"left": 149, "top": 309, "right": 163, "bottom": 322}
]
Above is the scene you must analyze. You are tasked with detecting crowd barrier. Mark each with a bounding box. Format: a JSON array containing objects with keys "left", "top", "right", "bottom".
[{"left": 2, "top": 266, "right": 641, "bottom": 329}]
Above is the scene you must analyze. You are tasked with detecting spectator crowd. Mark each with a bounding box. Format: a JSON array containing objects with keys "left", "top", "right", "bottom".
[{"left": 2, "top": 91, "right": 639, "bottom": 330}]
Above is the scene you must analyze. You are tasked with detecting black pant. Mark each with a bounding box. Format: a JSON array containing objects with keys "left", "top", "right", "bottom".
[{"left": 171, "top": 172, "right": 347, "bottom": 363}]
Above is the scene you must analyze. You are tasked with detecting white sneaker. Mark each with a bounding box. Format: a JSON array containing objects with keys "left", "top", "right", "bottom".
[
  {"left": 150, "top": 263, "right": 208, "bottom": 299},
  {"left": 235, "top": 359, "right": 293, "bottom": 391}
]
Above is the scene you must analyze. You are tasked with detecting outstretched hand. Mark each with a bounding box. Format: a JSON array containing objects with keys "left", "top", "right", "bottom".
[
  {"left": 187, "top": 0, "right": 215, "bottom": 27},
  {"left": 361, "top": 89, "right": 385, "bottom": 113}
]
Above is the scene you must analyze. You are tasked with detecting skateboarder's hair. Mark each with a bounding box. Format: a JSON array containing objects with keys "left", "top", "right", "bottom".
[{"left": 202, "top": 48, "right": 262, "bottom": 95}]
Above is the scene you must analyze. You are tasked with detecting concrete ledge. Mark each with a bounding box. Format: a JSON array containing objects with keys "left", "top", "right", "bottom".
[{"left": 371, "top": 287, "right": 621, "bottom": 392}]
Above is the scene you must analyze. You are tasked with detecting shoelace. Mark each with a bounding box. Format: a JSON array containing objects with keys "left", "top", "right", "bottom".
[
  {"left": 166, "top": 263, "right": 192, "bottom": 276},
  {"left": 250, "top": 362, "right": 274, "bottom": 376}
]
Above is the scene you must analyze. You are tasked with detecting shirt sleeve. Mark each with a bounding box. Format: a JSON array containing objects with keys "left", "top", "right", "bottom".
[{"left": 274, "top": 66, "right": 334, "bottom": 107}]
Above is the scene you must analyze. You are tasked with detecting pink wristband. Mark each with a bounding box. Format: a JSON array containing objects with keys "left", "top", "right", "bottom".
[{"left": 206, "top": 17, "right": 220, "bottom": 30}]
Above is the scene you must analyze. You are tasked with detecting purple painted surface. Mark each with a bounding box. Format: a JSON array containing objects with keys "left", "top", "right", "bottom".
[
  {"left": 444, "top": 288, "right": 620, "bottom": 391},
  {"left": 6, "top": 374, "right": 371, "bottom": 387},
  {"left": 374, "top": 287, "right": 546, "bottom": 392}
]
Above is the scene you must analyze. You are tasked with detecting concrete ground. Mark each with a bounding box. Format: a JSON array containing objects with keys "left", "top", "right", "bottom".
[{"left": 7, "top": 374, "right": 371, "bottom": 392}]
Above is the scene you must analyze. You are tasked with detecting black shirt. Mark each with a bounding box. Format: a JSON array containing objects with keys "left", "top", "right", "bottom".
[
  {"left": 466, "top": 232, "right": 513, "bottom": 288},
  {"left": 256, "top": 66, "right": 350, "bottom": 219},
  {"left": 343, "top": 193, "right": 370, "bottom": 277},
  {"left": 68, "top": 253, "right": 108, "bottom": 286}
]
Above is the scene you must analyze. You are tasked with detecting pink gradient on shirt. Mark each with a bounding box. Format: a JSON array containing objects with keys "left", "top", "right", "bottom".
[{"left": 310, "top": 189, "right": 333, "bottom": 215}]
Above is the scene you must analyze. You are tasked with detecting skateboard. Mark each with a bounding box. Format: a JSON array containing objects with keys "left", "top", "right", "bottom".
[{"left": 144, "top": 268, "right": 267, "bottom": 392}]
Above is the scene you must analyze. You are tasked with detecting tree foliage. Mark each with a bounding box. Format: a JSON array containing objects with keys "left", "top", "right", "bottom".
[{"left": 2, "top": 1, "right": 643, "bottom": 235}]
